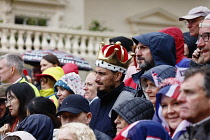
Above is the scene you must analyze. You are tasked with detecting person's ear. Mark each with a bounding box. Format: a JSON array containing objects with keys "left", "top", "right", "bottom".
[
  {"left": 10, "top": 66, "right": 15, "bottom": 75},
  {"left": 86, "top": 112, "right": 92, "bottom": 125},
  {"left": 114, "top": 72, "right": 122, "bottom": 82}
]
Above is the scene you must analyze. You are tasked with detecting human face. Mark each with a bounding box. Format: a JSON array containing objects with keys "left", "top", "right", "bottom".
[
  {"left": 40, "top": 59, "right": 56, "bottom": 72},
  {"left": 0, "top": 100, "right": 6, "bottom": 119},
  {"left": 185, "top": 17, "right": 204, "bottom": 37},
  {"left": 5, "top": 92, "right": 19, "bottom": 117},
  {"left": 60, "top": 112, "right": 91, "bottom": 126},
  {"left": 0, "top": 59, "right": 13, "bottom": 83},
  {"left": 84, "top": 73, "right": 97, "bottom": 100},
  {"left": 177, "top": 73, "right": 210, "bottom": 123},
  {"left": 95, "top": 67, "right": 117, "bottom": 93},
  {"left": 40, "top": 77, "right": 53, "bottom": 89},
  {"left": 114, "top": 115, "right": 129, "bottom": 135},
  {"left": 197, "top": 20, "right": 210, "bottom": 64},
  {"left": 56, "top": 86, "right": 74, "bottom": 104},
  {"left": 141, "top": 79, "right": 159, "bottom": 105},
  {"left": 161, "top": 95, "right": 182, "bottom": 132},
  {"left": 57, "top": 127, "right": 77, "bottom": 140},
  {"left": 135, "top": 42, "right": 154, "bottom": 70}
]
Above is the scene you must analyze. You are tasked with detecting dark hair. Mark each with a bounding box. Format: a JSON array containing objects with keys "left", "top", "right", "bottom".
[
  {"left": 27, "top": 97, "right": 61, "bottom": 128},
  {"left": 42, "top": 54, "right": 60, "bottom": 66},
  {"left": 184, "top": 66, "right": 210, "bottom": 97},
  {"left": 5, "top": 83, "right": 35, "bottom": 121},
  {"left": 3, "top": 136, "right": 21, "bottom": 140},
  {"left": 111, "top": 70, "right": 125, "bottom": 82}
]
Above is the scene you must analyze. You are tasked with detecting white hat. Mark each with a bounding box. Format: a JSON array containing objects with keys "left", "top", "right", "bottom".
[
  {"left": 3, "top": 131, "right": 36, "bottom": 140},
  {"left": 179, "top": 6, "right": 210, "bottom": 21}
]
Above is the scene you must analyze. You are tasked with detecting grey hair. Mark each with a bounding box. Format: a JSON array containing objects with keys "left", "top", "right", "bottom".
[
  {"left": 0, "top": 53, "right": 24, "bottom": 74},
  {"left": 184, "top": 66, "right": 210, "bottom": 97},
  {"left": 199, "top": 14, "right": 210, "bottom": 27}
]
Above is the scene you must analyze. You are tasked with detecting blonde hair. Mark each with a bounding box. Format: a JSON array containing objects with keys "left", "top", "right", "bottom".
[{"left": 57, "top": 122, "right": 96, "bottom": 140}]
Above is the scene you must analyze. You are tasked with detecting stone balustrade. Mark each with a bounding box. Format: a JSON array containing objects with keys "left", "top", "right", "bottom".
[{"left": 0, "top": 23, "right": 135, "bottom": 63}]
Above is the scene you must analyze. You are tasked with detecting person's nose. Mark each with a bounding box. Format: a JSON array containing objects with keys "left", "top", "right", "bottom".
[
  {"left": 167, "top": 105, "right": 175, "bottom": 114},
  {"left": 114, "top": 117, "right": 120, "bottom": 124},
  {"left": 144, "top": 85, "right": 153, "bottom": 93},
  {"left": 135, "top": 48, "right": 142, "bottom": 57},
  {"left": 83, "top": 84, "right": 88, "bottom": 90},
  {"left": 57, "top": 90, "right": 61, "bottom": 96},
  {"left": 95, "top": 74, "right": 100, "bottom": 83},
  {"left": 5, "top": 102, "right": 10, "bottom": 108},
  {"left": 197, "top": 37, "right": 205, "bottom": 50},
  {"left": 187, "top": 22, "right": 193, "bottom": 28},
  {"left": 177, "top": 92, "right": 186, "bottom": 103}
]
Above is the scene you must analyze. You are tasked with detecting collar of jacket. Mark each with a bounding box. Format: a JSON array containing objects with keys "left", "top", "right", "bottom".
[{"left": 97, "top": 83, "right": 125, "bottom": 102}]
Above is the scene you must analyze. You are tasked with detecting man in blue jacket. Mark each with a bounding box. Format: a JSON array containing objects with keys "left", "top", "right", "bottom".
[
  {"left": 131, "top": 32, "right": 176, "bottom": 97},
  {"left": 89, "top": 42, "right": 135, "bottom": 138}
]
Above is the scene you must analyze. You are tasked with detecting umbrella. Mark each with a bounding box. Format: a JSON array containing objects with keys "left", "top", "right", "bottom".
[{"left": 20, "top": 50, "right": 92, "bottom": 71}]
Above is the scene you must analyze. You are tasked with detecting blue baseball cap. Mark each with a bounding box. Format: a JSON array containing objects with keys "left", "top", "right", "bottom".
[{"left": 56, "top": 94, "right": 90, "bottom": 116}]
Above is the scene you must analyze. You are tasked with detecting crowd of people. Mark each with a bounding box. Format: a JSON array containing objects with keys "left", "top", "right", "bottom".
[{"left": 0, "top": 5, "right": 209, "bottom": 140}]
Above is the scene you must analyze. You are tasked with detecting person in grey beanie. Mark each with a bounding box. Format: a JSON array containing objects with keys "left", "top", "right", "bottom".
[
  {"left": 111, "top": 97, "right": 154, "bottom": 135},
  {"left": 140, "top": 65, "right": 177, "bottom": 106}
]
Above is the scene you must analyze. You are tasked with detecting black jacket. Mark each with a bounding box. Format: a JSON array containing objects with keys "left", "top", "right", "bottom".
[
  {"left": 94, "top": 129, "right": 112, "bottom": 140},
  {"left": 178, "top": 117, "right": 210, "bottom": 140},
  {"left": 90, "top": 83, "right": 131, "bottom": 138}
]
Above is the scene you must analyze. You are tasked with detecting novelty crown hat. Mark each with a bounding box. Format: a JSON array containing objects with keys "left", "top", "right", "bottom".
[{"left": 95, "top": 42, "right": 135, "bottom": 74}]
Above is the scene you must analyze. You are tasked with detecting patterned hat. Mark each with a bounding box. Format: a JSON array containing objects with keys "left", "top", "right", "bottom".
[
  {"left": 95, "top": 42, "right": 134, "bottom": 74},
  {"left": 54, "top": 72, "right": 85, "bottom": 96}
]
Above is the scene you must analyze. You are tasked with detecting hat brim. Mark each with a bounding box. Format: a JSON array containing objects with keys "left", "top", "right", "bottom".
[
  {"left": 35, "top": 74, "right": 55, "bottom": 81},
  {"left": 179, "top": 14, "right": 202, "bottom": 21},
  {"left": 56, "top": 107, "right": 83, "bottom": 116}
]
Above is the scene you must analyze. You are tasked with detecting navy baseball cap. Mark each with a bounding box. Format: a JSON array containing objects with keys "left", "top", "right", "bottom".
[{"left": 56, "top": 94, "right": 90, "bottom": 116}]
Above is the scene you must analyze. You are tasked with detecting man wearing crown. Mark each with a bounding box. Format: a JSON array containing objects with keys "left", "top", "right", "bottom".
[{"left": 89, "top": 42, "right": 135, "bottom": 138}]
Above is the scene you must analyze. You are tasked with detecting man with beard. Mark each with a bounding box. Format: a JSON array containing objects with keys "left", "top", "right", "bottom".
[
  {"left": 89, "top": 42, "right": 135, "bottom": 138},
  {"left": 129, "top": 32, "right": 176, "bottom": 97}
]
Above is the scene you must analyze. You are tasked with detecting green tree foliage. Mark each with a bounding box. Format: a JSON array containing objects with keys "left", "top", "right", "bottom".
[{"left": 88, "top": 20, "right": 112, "bottom": 32}]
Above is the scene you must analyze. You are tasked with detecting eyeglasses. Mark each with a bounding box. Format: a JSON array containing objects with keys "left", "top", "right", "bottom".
[
  {"left": 40, "top": 77, "right": 48, "bottom": 83},
  {"left": 5, "top": 95, "right": 16, "bottom": 105},
  {"left": 142, "top": 84, "right": 157, "bottom": 92},
  {"left": 198, "top": 32, "right": 210, "bottom": 42},
  {"left": 184, "top": 17, "right": 204, "bottom": 25}
]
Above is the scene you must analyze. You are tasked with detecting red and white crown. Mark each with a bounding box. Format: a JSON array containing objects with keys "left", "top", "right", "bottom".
[{"left": 95, "top": 42, "right": 135, "bottom": 74}]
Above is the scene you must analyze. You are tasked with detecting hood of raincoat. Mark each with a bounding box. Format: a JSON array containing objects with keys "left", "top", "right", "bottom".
[
  {"left": 159, "top": 27, "right": 186, "bottom": 64},
  {"left": 114, "top": 120, "right": 171, "bottom": 140},
  {"left": 132, "top": 32, "right": 176, "bottom": 67},
  {"left": 141, "top": 65, "right": 177, "bottom": 86},
  {"left": 17, "top": 114, "right": 54, "bottom": 140},
  {"left": 54, "top": 72, "right": 85, "bottom": 96}
]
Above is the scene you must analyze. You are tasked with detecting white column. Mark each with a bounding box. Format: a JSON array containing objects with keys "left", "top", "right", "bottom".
[
  {"left": 95, "top": 37, "right": 102, "bottom": 55},
  {"left": 49, "top": 33, "right": 56, "bottom": 50},
  {"left": 72, "top": 35, "right": 79, "bottom": 56},
  {"left": 1, "top": 29, "right": 8, "bottom": 51},
  {"left": 87, "top": 36, "right": 95, "bottom": 57},
  {"left": 57, "top": 34, "right": 64, "bottom": 50},
  {"left": 25, "top": 31, "right": 33, "bottom": 51},
  {"left": 33, "top": 32, "right": 41, "bottom": 50},
  {"left": 80, "top": 36, "right": 87, "bottom": 56},
  {"left": 41, "top": 33, "right": 48, "bottom": 50},
  {"left": 9, "top": 30, "right": 16, "bottom": 52},
  {"left": 17, "top": 30, "right": 25, "bottom": 52},
  {"left": 64, "top": 35, "right": 72, "bottom": 53}
]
